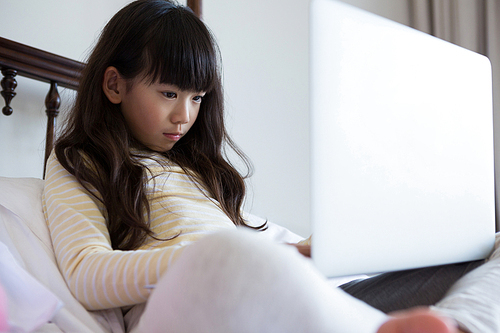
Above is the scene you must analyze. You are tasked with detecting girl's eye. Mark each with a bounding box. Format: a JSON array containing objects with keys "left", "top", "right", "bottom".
[
  {"left": 193, "top": 95, "right": 204, "bottom": 103},
  {"left": 163, "top": 92, "right": 177, "bottom": 99}
]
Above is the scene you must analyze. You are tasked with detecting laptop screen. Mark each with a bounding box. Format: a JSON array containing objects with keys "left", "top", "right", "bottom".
[{"left": 310, "top": 0, "right": 496, "bottom": 277}]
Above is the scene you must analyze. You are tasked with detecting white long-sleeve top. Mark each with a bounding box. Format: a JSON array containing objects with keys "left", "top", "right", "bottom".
[{"left": 42, "top": 152, "right": 236, "bottom": 310}]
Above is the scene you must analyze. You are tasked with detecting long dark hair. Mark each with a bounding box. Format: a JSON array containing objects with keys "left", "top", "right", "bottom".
[{"left": 55, "top": 0, "right": 263, "bottom": 250}]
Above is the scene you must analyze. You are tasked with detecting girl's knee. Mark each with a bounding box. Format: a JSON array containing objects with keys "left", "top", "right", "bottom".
[
  {"left": 175, "top": 229, "right": 303, "bottom": 281},
  {"left": 143, "top": 230, "right": 333, "bottom": 332},
  {"left": 140, "top": 230, "right": 309, "bottom": 332}
]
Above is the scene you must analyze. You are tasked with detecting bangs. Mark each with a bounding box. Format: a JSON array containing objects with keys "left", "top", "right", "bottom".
[{"left": 141, "top": 7, "right": 219, "bottom": 93}]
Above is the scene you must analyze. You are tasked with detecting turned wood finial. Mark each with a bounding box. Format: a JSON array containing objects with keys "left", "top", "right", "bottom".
[
  {"left": 45, "top": 81, "right": 61, "bottom": 117},
  {"left": 44, "top": 81, "right": 61, "bottom": 178},
  {"left": 1, "top": 68, "right": 17, "bottom": 116},
  {"left": 187, "top": 0, "right": 202, "bottom": 19}
]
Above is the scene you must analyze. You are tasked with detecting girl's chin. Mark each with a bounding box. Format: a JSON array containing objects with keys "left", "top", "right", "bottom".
[{"left": 147, "top": 144, "right": 174, "bottom": 153}]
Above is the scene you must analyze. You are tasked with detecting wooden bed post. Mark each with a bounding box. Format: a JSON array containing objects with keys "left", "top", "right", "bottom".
[
  {"left": 43, "top": 81, "right": 60, "bottom": 178},
  {"left": 187, "top": 0, "right": 202, "bottom": 18},
  {"left": 0, "top": 36, "right": 84, "bottom": 177}
]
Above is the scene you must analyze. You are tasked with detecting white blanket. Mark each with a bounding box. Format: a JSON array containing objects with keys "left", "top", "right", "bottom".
[
  {"left": 0, "top": 177, "right": 308, "bottom": 332},
  {"left": 0, "top": 240, "right": 62, "bottom": 331}
]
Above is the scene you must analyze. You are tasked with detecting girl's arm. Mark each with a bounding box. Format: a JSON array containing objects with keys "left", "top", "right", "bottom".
[
  {"left": 43, "top": 154, "right": 232, "bottom": 310},
  {"left": 43, "top": 155, "right": 177, "bottom": 310}
]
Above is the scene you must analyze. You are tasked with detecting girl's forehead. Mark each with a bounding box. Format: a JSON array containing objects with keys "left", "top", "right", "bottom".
[{"left": 147, "top": 81, "right": 206, "bottom": 93}]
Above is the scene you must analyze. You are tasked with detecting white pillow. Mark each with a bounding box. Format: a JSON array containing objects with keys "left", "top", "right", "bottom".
[
  {"left": 0, "top": 177, "right": 52, "bottom": 254},
  {"left": 0, "top": 177, "right": 121, "bottom": 333}
]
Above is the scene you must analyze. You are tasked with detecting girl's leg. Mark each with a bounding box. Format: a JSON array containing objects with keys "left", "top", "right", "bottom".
[{"left": 132, "top": 229, "right": 388, "bottom": 333}]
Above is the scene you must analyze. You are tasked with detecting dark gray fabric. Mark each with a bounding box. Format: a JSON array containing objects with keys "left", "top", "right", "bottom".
[{"left": 340, "top": 260, "right": 485, "bottom": 313}]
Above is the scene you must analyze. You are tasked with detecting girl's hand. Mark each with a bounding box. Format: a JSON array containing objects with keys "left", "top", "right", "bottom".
[
  {"left": 287, "top": 235, "right": 312, "bottom": 257},
  {"left": 287, "top": 243, "right": 311, "bottom": 258},
  {"left": 298, "top": 235, "right": 312, "bottom": 246}
]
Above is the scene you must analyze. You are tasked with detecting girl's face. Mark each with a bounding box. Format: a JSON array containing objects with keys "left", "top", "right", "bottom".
[{"left": 119, "top": 79, "right": 205, "bottom": 152}]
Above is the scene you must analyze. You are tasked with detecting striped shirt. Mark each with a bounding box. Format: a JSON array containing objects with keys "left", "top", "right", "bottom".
[{"left": 42, "top": 152, "right": 235, "bottom": 310}]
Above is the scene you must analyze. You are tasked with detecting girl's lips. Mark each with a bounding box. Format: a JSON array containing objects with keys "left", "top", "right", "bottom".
[{"left": 163, "top": 133, "right": 182, "bottom": 141}]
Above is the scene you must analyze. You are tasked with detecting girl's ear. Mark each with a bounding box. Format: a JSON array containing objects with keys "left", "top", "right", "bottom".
[{"left": 102, "top": 66, "right": 125, "bottom": 104}]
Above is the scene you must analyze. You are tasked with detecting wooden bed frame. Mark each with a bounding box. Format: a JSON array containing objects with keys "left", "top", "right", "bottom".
[{"left": 0, "top": 0, "right": 201, "bottom": 177}]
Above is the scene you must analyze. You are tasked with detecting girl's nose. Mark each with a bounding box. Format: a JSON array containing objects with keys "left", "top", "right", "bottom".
[{"left": 171, "top": 101, "right": 190, "bottom": 124}]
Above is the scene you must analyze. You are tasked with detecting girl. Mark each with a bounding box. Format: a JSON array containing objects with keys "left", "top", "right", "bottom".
[{"left": 42, "top": 0, "right": 500, "bottom": 332}]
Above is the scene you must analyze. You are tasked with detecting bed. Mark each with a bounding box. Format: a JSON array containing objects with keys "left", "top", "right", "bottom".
[{"left": 0, "top": 2, "right": 310, "bottom": 332}]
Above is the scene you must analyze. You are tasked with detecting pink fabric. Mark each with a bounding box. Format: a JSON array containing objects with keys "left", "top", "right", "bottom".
[{"left": 0, "top": 283, "right": 8, "bottom": 332}]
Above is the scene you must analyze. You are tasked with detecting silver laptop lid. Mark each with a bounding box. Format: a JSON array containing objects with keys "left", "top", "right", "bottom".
[{"left": 310, "top": 0, "right": 496, "bottom": 277}]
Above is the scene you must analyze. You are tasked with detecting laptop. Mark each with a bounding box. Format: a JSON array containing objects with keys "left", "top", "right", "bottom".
[{"left": 310, "top": 0, "right": 496, "bottom": 277}]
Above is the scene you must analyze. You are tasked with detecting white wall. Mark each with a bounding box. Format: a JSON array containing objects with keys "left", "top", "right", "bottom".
[
  {"left": 0, "top": 0, "right": 132, "bottom": 178},
  {"left": 0, "top": 0, "right": 410, "bottom": 237},
  {"left": 203, "top": 0, "right": 410, "bottom": 236},
  {"left": 202, "top": 0, "right": 311, "bottom": 236}
]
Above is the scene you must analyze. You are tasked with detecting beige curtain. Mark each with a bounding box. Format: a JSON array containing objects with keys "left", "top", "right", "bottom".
[{"left": 409, "top": 0, "right": 500, "bottom": 230}]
